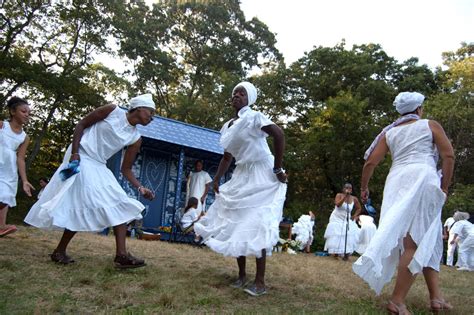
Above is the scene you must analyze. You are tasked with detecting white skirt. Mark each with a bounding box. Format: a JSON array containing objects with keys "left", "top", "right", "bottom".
[
  {"left": 24, "top": 149, "right": 144, "bottom": 232},
  {"left": 352, "top": 163, "right": 445, "bottom": 295},
  {"left": 194, "top": 157, "right": 287, "bottom": 258},
  {"left": 356, "top": 216, "right": 377, "bottom": 255},
  {"left": 324, "top": 208, "right": 360, "bottom": 254}
]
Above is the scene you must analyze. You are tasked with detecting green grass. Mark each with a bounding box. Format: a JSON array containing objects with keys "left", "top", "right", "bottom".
[{"left": 1, "top": 227, "right": 473, "bottom": 314}]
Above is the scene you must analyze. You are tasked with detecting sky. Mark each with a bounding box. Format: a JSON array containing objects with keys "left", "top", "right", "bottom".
[{"left": 239, "top": 0, "right": 474, "bottom": 68}]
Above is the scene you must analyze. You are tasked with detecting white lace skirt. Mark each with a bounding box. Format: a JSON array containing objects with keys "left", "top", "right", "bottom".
[
  {"left": 194, "top": 157, "right": 286, "bottom": 258},
  {"left": 25, "top": 150, "right": 144, "bottom": 232},
  {"left": 324, "top": 208, "right": 360, "bottom": 254},
  {"left": 352, "top": 163, "right": 445, "bottom": 295}
]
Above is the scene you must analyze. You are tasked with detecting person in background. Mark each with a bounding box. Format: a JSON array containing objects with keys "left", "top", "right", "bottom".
[
  {"left": 186, "top": 160, "right": 212, "bottom": 212},
  {"left": 0, "top": 96, "right": 35, "bottom": 237},
  {"left": 324, "top": 183, "right": 362, "bottom": 260},
  {"left": 443, "top": 212, "right": 457, "bottom": 267},
  {"left": 37, "top": 177, "right": 49, "bottom": 200},
  {"left": 180, "top": 197, "right": 204, "bottom": 242},
  {"left": 292, "top": 211, "right": 316, "bottom": 253},
  {"left": 450, "top": 211, "right": 473, "bottom": 271}
]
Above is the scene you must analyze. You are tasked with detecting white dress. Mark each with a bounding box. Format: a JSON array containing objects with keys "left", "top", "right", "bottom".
[
  {"left": 324, "top": 201, "right": 360, "bottom": 254},
  {"left": 292, "top": 214, "right": 315, "bottom": 250},
  {"left": 25, "top": 107, "right": 145, "bottom": 232},
  {"left": 181, "top": 208, "right": 200, "bottom": 229},
  {"left": 451, "top": 220, "right": 474, "bottom": 270},
  {"left": 356, "top": 215, "right": 377, "bottom": 255},
  {"left": 0, "top": 121, "right": 26, "bottom": 207},
  {"left": 353, "top": 119, "right": 446, "bottom": 294},
  {"left": 194, "top": 106, "right": 287, "bottom": 258},
  {"left": 444, "top": 217, "right": 457, "bottom": 266},
  {"left": 186, "top": 171, "right": 212, "bottom": 212}
]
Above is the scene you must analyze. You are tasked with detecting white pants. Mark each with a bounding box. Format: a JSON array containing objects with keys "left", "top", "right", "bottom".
[{"left": 446, "top": 232, "right": 457, "bottom": 266}]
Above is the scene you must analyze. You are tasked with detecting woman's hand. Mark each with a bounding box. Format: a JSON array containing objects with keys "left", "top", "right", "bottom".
[
  {"left": 276, "top": 172, "right": 288, "bottom": 183},
  {"left": 22, "top": 181, "right": 35, "bottom": 197},
  {"left": 139, "top": 187, "right": 155, "bottom": 200},
  {"left": 213, "top": 179, "right": 220, "bottom": 194},
  {"left": 69, "top": 152, "right": 81, "bottom": 162}
]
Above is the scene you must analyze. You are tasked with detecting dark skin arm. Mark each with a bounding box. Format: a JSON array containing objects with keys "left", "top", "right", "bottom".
[
  {"left": 429, "top": 120, "right": 454, "bottom": 194},
  {"left": 212, "top": 152, "right": 233, "bottom": 194},
  {"left": 69, "top": 104, "right": 116, "bottom": 161},
  {"left": 17, "top": 135, "right": 34, "bottom": 196},
  {"left": 121, "top": 139, "right": 155, "bottom": 200},
  {"left": 351, "top": 197, "right": 362, "bottom": 221},
  {"left": 360, "top": 135, "right": 389, "bottom": 203},
  {"left": 261, "top": 124, "right": 288, "bottom": 183}
]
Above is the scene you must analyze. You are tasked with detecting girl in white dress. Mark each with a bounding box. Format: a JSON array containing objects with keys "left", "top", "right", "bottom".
[
  {"left": 353, "top": 92, "right": 455, "bottom": 314},
  {"left": 0, "top": 97, "right": 34, "bottom": 237},
  {"left": 25, "top": 94, "right": 156, "bottom": 268},
  {"left": 194, "top": 82, "right": 287, "bottom": 297},
  {"left": 324, "top": 183, "right": 361, "bottom": 259}
]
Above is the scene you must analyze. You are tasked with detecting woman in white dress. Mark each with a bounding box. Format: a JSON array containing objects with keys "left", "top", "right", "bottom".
[
  {"left": 25, "top": 94, "right": 156, "bottom": 268},
  {"left": 450, "top": 212, "right": 474, "bottom": 271},
  {"left": 292, "top": 211, "right": 316, "bottom": 253},
  {"left": 324, "top": 183, "right": 362, "bottom": 259},
  {"left": 0, "top": 97, "right": 34, "bottom": 237},
  {"left": 194, "top": 82, "right": 287, "bottom": 297},
  {"left": 356, "top": 214, "right": 377, "bottom": 255},
  {"left": 353, "top": 92, "right": 455, "bottom": 314}
]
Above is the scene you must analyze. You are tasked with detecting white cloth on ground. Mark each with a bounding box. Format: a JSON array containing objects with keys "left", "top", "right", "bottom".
[
  {"left": 356, "top": 215, "right": 377, "bottom": 255},
  {"left": 324, "top": 201, "right": 360, "bottom": 254},
  {"left": 451, "top": 220, "right": 474, "bottom": 270},
  {"left": 186, "top": 170, "right": 212, "bottom": 212},
  {"left": 292, "top": 214, "right": 315, "bottom": 250},
  {"left": 0, "top": 121, "right": 26, "bottom": 207},
  {"left": 25, "top": 107, "right": 144, "bottom": 232},
  {"left": 194, "top": 106, "right": 287, "bottom": 258},
  {"left": 353, "top": 119, "right": 446, "bottom": 295}
]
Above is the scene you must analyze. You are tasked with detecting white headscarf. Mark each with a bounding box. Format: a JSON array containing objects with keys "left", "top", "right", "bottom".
[
  {"left": 393, "top": 92, "right": 425, "bottom": 114},
  {"left": 129, "top": 93, "right": 155, "bottom": 110},
  {"left": 232, "top": 81, "right": 257, "bottom": 106}
]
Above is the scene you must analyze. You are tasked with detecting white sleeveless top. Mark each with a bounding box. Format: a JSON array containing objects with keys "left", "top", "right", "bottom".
[
  {"left": 0, "top": 121, "right": 27, "bottom": 206},
  {"left": 0, "top": 120, "right": 26, "bottom": 171},
  {"left": 386, "top": 119, "right": 438, "bottom": 170},
  {"left": 79, "top": 107, "right": 141, "bottom": 164}
]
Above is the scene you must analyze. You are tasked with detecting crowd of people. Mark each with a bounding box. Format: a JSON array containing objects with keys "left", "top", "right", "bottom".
[{"left": 1, "top": 83, "right": 471, "bottom": 311}]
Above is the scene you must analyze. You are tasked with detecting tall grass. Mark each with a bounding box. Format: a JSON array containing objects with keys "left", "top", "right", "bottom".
[{"left": 1, "top": 227, "right": 473, "bottom": 314}]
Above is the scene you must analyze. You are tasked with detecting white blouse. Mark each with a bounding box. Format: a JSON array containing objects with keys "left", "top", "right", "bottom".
[{"left": 219, "top": 106, "right": 275, "bottom": 164}]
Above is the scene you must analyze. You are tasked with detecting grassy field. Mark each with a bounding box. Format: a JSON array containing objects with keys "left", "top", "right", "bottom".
[{"left": 1, "top": 227, "right": 473, "bottom": 314}]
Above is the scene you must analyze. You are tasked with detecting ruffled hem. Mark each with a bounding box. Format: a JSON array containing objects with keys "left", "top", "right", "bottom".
[
  {"left": 195, "top": 181, "right": 286, "bottom": 258},
  {"left": 24, "top": 153, "right": 145, "bottom": 232},
  {"left": 353, "top": 197, "right": 444, "bottom": 294}
]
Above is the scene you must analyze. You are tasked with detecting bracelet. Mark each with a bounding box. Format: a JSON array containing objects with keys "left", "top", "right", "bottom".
[
  {"left": 273, "top": 167, "right": 284, "bottom": 174},
  {"left": 138, "top": 186, "right": 144, "bottom": 193}
]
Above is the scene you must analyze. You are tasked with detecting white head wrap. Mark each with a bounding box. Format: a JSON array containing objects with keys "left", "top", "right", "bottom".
[
  {"left": 129, "top": 93, "right": 155, "bottom": 110},
  {"left": 232, "top": 81, "right": 257, "bottom": 106},
  {"left": 453, "top": 211, "right": 470, "bottom": 222},
  {"left": 393, "top": 92, "right": 425, "bottom": 114}
]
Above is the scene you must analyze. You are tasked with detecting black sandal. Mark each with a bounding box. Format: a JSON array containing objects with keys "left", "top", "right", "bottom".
[
  {"left": 114, "top": 253, "right": 146, "bottom": 269},
  {"left": 50, "top": 251, "right": 75, "bottom": 264}
]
